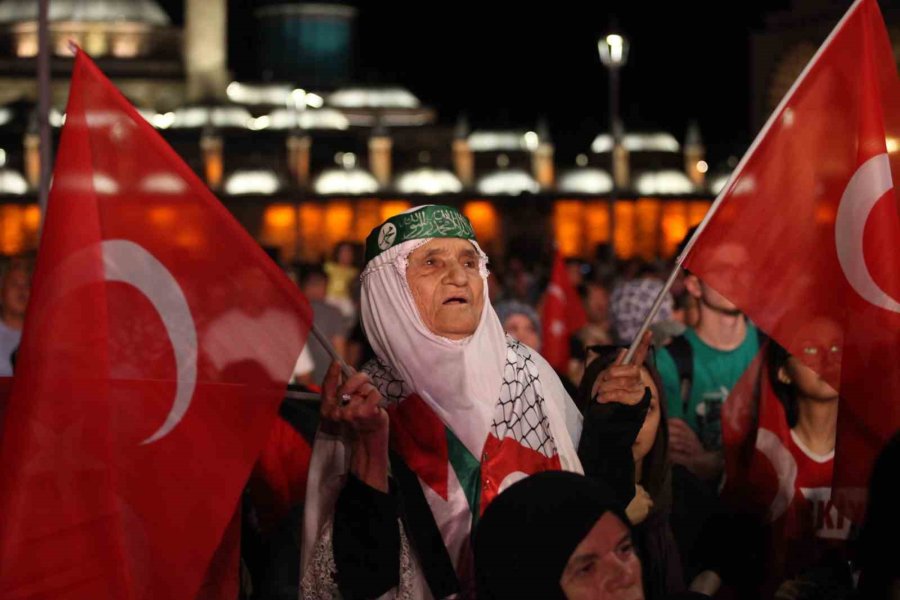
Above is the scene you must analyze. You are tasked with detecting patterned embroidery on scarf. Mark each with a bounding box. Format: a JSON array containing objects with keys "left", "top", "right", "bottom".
[{"left": 490, "top": 338, "right": 557, "bottom": 458}]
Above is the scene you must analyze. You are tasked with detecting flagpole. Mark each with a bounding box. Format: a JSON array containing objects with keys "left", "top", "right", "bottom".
[
  {"left": 622, "top": 0, "right": 866, "bottom": 365},
  {"left": 37, "top": 0, "right": 51, "bottom": 220},
  {"left": 284, "top": 390, "right": 321, "bottom": 402},
  {"left": 309, "top": 322, "right": 354, "bottom": 378}
]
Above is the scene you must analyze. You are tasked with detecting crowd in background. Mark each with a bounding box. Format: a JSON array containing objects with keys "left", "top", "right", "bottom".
[
  {"left": 1, "top": 230, "right": 898, "bottom": 599},
  {"left": 259, "top": 230, "right": 898, "bottom": 600}
]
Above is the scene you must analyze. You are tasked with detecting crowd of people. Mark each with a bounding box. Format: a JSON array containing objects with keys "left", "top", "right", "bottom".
[
  {"left": 1, "top": 204, "right": 898, "bottom": 599},
  {"left": 234, "top": 207, "right": 898, "bottom": 600}
]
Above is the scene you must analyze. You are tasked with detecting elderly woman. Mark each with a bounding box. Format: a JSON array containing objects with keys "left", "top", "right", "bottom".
[{"left": 300, "top": 205, "right": 590, "bottom": 598}]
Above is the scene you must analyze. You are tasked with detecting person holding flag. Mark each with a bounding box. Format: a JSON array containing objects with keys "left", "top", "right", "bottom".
[
  {"left": 301, "top": 205, "right": 599, "bottom": 598},
  {"left": 624, "top": 0, "right": 900, "bottom": 524}
]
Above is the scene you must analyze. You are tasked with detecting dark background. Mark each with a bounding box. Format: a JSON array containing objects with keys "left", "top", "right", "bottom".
[{"left": 158, "top": 1, "right": 793, "bottom": 167}]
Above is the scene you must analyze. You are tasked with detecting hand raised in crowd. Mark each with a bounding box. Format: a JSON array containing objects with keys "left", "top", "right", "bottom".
[
  {"left": 591, "top": 331, "right": 653, "bottom": 405},
  {"left": 321, "top": 361, "right": 390, "bottom": 492},
  {"left": 625, "top": 483, "right": 654, "bottom": 525},
  {"left": 668, "top": 418, "right": 723, "bottom": 481}
]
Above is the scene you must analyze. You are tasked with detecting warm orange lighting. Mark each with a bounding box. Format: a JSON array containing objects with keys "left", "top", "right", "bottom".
[
  {"left": 635, "top": 198, "right": 661, "bottom": 260},
  {"left": 554, "top": 200, "right": 584, "bottom": 257},
  {"left": 262, "top": 203, "right": 298, "bottom": 261},
  {"left": 148, "top": 206, "right": 177, "bottom": 228},
  {"left": 324, "top": 201, "right": 354, "bottom": 250},
  {"left": 614, "top": 202, "right": 635, "bottom": 259},
  {"left": 24, "top": 204, "right": 41, "bottom": 232},
  {"left": 299, "top": 203, "right": 325, "bottom": 261},
  {"left": 24, "top": 134, "right": 40, "bottom": 189},
  {"left": 355, "top": 199, "right": 382, "bottom": 240},
  {"left": 264, "top": 204, "right": 296, "bottom": 229},
  {"left": 585, "top": 201, "right": 611, "bottom": 254},
  {"left": 661, "top": 201, "right": 689, "bottom": 258},
  {"left": 688, "top": 200, "right": 711, "bottom": 226},
  {"left": 380, "top": 200, "right": 412, "bottom": 221},
  {"left": 463, "top": 201, "right": 499, "bottom": 247},
  {"left": 201, "top": 135, "right": 224, "bottom": 189},
  {"left": 0, "top": 206, "right": 25, "bottom": 255}
]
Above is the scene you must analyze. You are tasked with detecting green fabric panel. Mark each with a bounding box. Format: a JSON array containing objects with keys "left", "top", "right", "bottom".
[{"left": 446, "top": 428, "right": 482, "bottom": 525}]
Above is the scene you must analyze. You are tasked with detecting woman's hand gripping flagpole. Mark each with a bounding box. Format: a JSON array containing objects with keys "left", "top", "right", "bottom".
[{"left": 320, "top": 359, "right": 390, "bottom": 493}]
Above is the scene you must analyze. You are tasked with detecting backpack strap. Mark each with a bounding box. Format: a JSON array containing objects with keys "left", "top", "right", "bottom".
[
  {"left": 390, "top": 451, "right": 461, "bottom": 599},
  {"left": 665, "top": 334, "right": 694, "bottom": 416}
]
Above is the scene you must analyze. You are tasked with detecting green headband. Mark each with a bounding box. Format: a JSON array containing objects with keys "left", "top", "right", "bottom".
[{"left": 365, "top": 205, "right": 476, "bottom": 263}]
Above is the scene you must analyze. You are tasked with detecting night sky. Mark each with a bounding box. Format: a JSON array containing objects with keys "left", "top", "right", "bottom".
[{"left": 159, "top": 1, "right": 793, "bottom": 169}]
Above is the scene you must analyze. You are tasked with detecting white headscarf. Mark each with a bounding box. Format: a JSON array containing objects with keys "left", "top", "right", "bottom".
[{"left": 360, "top": 235, "right": 506, "bottom": 459}]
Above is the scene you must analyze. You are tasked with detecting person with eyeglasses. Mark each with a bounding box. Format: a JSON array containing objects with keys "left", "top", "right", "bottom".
[{"left": 763, "top": 338, "right": 855, "bottom": 600}]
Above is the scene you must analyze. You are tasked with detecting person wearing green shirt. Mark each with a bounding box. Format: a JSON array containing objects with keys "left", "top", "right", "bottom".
[{"left": 655, "top": 272, "right": 760, "bottom": 481}]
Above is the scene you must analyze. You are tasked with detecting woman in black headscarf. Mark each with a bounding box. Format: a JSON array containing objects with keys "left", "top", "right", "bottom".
[
  {"left": 473, "top": 470, "right": 642, "bottom": 600},
  {"left": 575, "top": 344, "right": 685, "bottom": 600}
]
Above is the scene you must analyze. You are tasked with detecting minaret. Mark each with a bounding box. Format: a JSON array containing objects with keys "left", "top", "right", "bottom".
[
  {"left": 185, "top": 0, "right": 229, "bottom": 101},
  {"left": 684, "top": 120, "right": 707, "bottom": 187},
  {"left": 23, "top": 111, "right": 40, "bottom": 190},
  {"left": 287, "top": 133, "right": 312, "bottom": 189},
  {"left": 200, "top": 125, "right": 224, "bottom": 190},
  {"left": 452, "top": 115, "right": 474, "bottom": 188},
  {"left": 612, "top": 118, "right": 629, "bottom": 189},
  {"left": 368, "top": 122, "right": 393, "bottom": 188},
  {"left": 532, "top": 118, "right": 555, "bottom": 189}
]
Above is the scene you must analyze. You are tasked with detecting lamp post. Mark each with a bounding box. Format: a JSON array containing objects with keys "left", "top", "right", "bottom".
[{"left": 598, "top": 31, "right": 629, "bottom": 262}]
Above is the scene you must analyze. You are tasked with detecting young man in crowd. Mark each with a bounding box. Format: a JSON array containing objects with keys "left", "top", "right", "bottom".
[
  {"left": 655, "top": 251, "right": 760, "bottom": 482},
  {"left": 297, "top": 264, "right": 347, "bottom": 386}
]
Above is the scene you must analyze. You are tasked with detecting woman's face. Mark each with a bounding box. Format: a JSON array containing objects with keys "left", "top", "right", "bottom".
[
  {"left": 503, "top": 313, "right": 540, "bottom": 350},
  {"left": 406, "top": 238, "right": 485, "bottom": 340},
  {"left": 560, "top": 513, "right": 644, "bottom": 600},
  {"left": 632, "top": 368, "right": 660, "bottom": 464},
  {"left": 784, "top": 356, "right": 839, "bottom": 401},
  {"left": 336, "top": 244, "right": 355, "bottom": 266}
]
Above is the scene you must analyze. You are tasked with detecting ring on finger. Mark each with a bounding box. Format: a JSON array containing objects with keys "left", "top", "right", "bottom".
[{"left": 340, "top": 393, "right": 352, "bottom": 407}]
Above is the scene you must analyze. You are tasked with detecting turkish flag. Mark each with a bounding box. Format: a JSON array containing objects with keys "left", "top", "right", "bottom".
[
  {"left": 684, "top": 0, "right": 900, "bottom": 519},
  {"left": 721, "top": 344, "right": 794, "bottom": 520},
  {"left": 541, "top": 251, "right": 587, "bottom": 371},
  {"left": 0, "top": 50, "right": 312, "bottom": 599},
  {"left": 719, "top": 345, "right": 809, "bottom": 595}
]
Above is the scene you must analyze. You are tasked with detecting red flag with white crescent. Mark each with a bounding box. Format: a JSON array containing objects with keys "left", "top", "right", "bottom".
[
  {"left": 684, "top": 0, "right": 900, "bottom": 519},
  {"left": 0, "top": 50, "right": 312, "bottom": 599},
  {"left": 540, "top": 251, "right": 587, "bottom": 371}
]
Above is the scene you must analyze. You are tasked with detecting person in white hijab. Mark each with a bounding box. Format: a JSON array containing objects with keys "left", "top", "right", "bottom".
[{"left": 300, "top": 205, "right": 584, "bottom": 599}]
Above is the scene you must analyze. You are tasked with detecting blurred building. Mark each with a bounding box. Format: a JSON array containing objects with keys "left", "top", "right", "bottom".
[
  {"left": 751, "top": 0, "right": 900, "bottom": 130},
  {"left": 0, "top": 0, "right": 716, "bottom": 263}
]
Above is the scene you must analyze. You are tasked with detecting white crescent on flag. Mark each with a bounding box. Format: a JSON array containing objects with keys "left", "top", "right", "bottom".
[
  {"left": 100, "top": 240, "right": 198, "bottom": 445},
  {"left": 755, "top": 427, "right": 798, "bottom": 522},
  {"left": 834, "top": 152, "right": 900, "bottom": 313},
  {"left": 45, "top": 240, "right": 199, "bottom": 445}
]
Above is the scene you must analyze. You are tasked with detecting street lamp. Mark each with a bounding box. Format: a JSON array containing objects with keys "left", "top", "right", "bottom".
[{"left": 598, "top": 31, "right": 629, "bottom": 262}]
